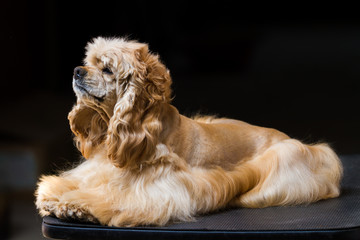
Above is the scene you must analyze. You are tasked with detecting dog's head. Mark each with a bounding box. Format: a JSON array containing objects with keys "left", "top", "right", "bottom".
[
  {"left": 72, "top": 37, "right": 172, "bottom": 117},
  {"left": 68, "top": 37, "right": 172, "bottom": 168}
]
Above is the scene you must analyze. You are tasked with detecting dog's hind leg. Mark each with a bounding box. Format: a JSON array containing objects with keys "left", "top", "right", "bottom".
[{"left": 230, "top": 139, "right": 342, "bottom": 208}]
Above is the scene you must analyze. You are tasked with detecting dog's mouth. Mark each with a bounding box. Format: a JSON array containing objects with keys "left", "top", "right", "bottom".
[{"left": 73, "top": 80, "right": 105, "bottom": 102}]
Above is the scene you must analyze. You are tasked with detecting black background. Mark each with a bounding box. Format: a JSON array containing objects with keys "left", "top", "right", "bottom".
[{"left": 2, "top": 1, "right": 360, "bottom": 170}]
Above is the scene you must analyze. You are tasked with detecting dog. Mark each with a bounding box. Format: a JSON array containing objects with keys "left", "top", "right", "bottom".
[{"left": 35, "top": 37, "right": 343, "bottom": 227}]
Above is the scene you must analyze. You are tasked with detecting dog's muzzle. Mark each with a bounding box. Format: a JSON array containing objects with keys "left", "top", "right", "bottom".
[
  {"left": 72, "top": 66, "right": 105, "bottom": 102},
  {"left": 74, "top": 66, "right": 87, "bottom": 81},
  {"left": 73, "top": 66, "right": 89, "bottom": 96}
]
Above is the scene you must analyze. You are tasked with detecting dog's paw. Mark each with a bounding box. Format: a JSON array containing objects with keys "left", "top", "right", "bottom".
[{"left": 39, "top": 200, "right": 98, "bottom": 223}]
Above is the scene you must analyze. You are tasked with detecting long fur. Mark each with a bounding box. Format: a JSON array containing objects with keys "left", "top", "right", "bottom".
[{"left": 35, "top": 37, "right": 343, "bottom": 227}]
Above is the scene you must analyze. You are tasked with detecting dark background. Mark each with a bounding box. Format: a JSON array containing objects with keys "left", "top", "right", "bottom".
[
  {"left": 1, "top": 1, "right": 360, "bottom": 238},
  {"left": 2, "top": 1, "right": 360, "bottom": 170}
]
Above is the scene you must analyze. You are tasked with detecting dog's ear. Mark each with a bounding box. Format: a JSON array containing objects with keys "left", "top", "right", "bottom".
[
  {"left": 133, "top": 42, "right": 149, "bottom": 62},
  {"left": 105, "top": 44, "right": 171, "bottom": 169},
  {"left": 138, "top": 46, "right": 172, "bottom": 108},
  {"left": 68, "top": 101, "right": 107, "bottom": 159},
  {"left": 106, "top": 109, "right": 162, "bottom": 169},
  {"left": 105, "top": 86, "right": 163, "bottom": 169},
  {"left": 124, "top": 42, "right": 172, "bottom": 108}
]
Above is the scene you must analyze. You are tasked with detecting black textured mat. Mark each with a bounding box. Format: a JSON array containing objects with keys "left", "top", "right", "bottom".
[{"left": 42, "top": 155, "right": 360, "bottom": 239}]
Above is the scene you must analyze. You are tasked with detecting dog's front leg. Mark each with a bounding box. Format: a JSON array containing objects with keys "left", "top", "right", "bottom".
[
  {"left": 35, "top": 175, "right": 98, "bottom": 223},
  {"left": 35, "top": 175, "right": 77, "bottom": 217}
]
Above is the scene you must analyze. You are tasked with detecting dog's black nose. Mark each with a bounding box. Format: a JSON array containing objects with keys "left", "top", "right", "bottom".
[{"left": 74, "top": 67, "right": 87, "bottom": 80}]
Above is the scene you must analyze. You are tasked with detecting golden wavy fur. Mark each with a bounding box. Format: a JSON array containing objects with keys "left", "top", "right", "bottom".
[{"left": 35, "top": 37, "right": 343, "bottom": 227}]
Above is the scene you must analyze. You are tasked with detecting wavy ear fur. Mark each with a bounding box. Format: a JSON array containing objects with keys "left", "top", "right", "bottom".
[
  {"left": 106, "top": 43, "right": 172, "bottom": 169},
  {"left": 68, "top": 101, "right": 108, "bottom": 159}
]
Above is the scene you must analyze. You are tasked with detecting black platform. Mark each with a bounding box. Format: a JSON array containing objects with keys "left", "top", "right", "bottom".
[{"left": 42, "top": 155, "right": 360, "bottom": 240}]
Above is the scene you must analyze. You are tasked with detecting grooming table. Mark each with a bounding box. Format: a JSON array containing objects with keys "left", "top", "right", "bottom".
[{"left": 42, "top": 155, "right": 360, "bottom": 240}]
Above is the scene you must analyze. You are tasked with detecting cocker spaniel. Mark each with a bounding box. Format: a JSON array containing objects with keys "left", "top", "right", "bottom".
[{"left": 36, "top": 37, "right": 343, "bottom": 227}]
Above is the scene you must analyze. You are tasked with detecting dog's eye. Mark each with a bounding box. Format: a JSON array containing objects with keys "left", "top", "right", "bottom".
[{"left": 102, "top": 67, "right": 113, "bottom": 75}]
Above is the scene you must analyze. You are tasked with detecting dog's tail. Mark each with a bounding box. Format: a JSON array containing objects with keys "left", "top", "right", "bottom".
[{"left": 233, "top": 139, "right": 343, "bottom": 208}]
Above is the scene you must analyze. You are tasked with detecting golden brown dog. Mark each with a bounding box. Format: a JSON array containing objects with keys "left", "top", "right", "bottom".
[{"left": 35, "top": 37, "right": 343, "bottom": 227}]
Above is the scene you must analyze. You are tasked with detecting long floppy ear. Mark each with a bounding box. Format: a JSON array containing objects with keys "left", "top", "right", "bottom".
[
  {"left": 106, "top": 43, "right": 172, "bottom": 169},
  {"left": 142, "top": 48, "right": 172, "bottom": 107},
  {"left": 68, "top": 100, "right": 108, "bottom": 159}
]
